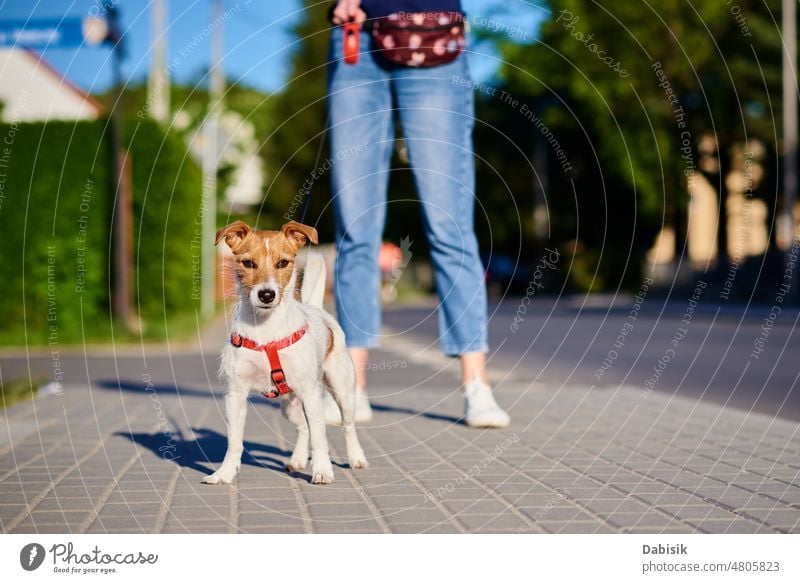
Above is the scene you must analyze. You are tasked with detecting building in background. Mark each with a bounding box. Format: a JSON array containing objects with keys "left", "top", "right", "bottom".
[{"left": 0, "top": 48, "right": 103, "bottom": 122}]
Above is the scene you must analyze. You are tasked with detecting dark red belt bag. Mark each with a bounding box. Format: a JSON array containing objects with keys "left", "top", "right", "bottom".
[{"left": 369, "top": 11, "right": 466, "bottom": 68}]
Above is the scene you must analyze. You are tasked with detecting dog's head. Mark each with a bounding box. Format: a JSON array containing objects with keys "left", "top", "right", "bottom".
[{"left": 215, "top": 220, "right": 318, "bottom": 312}]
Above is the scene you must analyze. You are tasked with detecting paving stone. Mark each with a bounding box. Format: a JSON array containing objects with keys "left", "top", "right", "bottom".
[
  {"left": 443, "top": 499, "right": 509, "bottom": 514},
  {"left": 167, "top": 506, "right": 229, "bottom": 520},
  {"left": 384, "top": 507, "right": 450, "bottom": 525},
  {"left": 389, "top": 523, "right": 459, "bottom": 533},
  {"left": 33, "top": 496, "right": 96, "bottom": 511},
  {"left": 369, "top": 494, "right": 428, "bottom": 509},
  {"left": 170, "top": 496, "right": 230, "bottom": 508},
  {"left": 92, "top": 515, "right": 158, "bottom": 529},
  {"left": 521, "top": 505, "right": 595, "bottom": 522},
  {"left": 583, "top": 498, "right": 652, "bottom": 513},
  {"left": 2, "top": 346, "right": 799, "bottom": 533},
  {"left": 238, "top": 499, "right": 299, "bottom": 514},
  {"left": 545, "top": 521, "right": 619, "bottom": 534},
  {"left": 688, "top": 519, "right": 776, "bottom": 533},
  {"left": 457, "top": 513, "right": 529, "bottom": 531},
  {"left": 29, "top": 510, "right": 90, "bottom": 524},
  {"left": 739, "top": 507, "right": 800, "bottom": 524},
  {"left": 237, "top": 512, "right": 307, "bottom": 529},
  {"left": 625, "top": 525, "right": 696, "bottom": 534},
  {"left": 307, "top": 502, "right": 375, "bottom": 519},
  {"left": 604, "top": 512, "right": 681, "bottom": 529},
  {"left": 659, "top": 506, "right": 741, "bottom": 521},
  {"left": 238, "top": 525, "right": 306, "bottom": 534},
  {"left": 97, "top": 502, "right": 163, "bottom": 517}
]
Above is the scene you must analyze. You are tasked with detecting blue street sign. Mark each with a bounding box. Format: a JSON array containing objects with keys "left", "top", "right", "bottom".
[{"left": 0, "top": 18, "right": 87, "bottom": 49}]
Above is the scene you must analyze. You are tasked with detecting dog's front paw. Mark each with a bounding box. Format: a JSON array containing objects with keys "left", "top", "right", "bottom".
[
  {"left": 285, "top": 456, "right": 307, "bottom": 473},
  {"left": 311, "top": 471, "right": 334, "bottom": 484},
  {"left": 310, "top": 462, "right": 334, "bottom": 484},
  {"left": 201, "top": 466, "right": 238, "bottom": 485},
  {"left": 349, "top": 453, "right": 369, "bottom": 469}
]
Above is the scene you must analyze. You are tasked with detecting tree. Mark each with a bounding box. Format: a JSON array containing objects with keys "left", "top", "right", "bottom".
[
  {"left": 260, "top": 1, "right": 332, "bottom": 235},
  {"left": 496, "top": 0, "right": 784, "bottom": 289}
]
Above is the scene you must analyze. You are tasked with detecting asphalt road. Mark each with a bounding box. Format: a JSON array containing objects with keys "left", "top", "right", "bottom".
[{"left": 382, "top": 296, "right": 800, "bottom": 422}]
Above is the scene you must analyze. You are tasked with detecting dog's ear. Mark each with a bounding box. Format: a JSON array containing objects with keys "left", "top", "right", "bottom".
[
  {"left": 281, "top": 221, "right": 318, "bottom": 248},
  {"left": 215, "top": 220, "right": 252, "bottom": 251}
]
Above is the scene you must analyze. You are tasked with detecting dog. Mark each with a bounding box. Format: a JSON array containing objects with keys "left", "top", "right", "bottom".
[{"left": 202, "top": 220, "right": 368, "bottom": 485}]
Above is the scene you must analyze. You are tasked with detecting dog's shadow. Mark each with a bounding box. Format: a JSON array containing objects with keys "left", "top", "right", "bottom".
[
  {"left": 110, "top": 377, "right": 466, "bottom": 482},
  {"left": 96, "top": 379, "right": 224, "bottom": 400},
  {"left": 117, "top": 422, "right": 355, "bottom": 482},
  {"left": 116, "top": 426, "right": 290, "bottom": 477}
]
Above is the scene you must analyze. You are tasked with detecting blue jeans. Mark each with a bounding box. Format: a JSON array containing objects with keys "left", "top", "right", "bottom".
[{"left": 328, "top": 27, "right": 488, "bottom": 357}]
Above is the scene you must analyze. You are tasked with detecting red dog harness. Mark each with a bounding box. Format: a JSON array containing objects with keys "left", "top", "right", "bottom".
[{"left": 230, "top": 325, "right": 308, "bottom": 398}]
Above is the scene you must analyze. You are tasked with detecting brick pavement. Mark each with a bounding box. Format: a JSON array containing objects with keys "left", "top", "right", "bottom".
[{"left": 1, "top": 332, "right": 799, "bottom": 534}]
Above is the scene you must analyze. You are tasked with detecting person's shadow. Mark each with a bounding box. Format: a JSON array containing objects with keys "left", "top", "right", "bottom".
[
  {"left": 370, "top": 402, "right": 462, "bottom": 425},
  {"left": 116, "top": 425, "right": 290, "bottom": 477}
]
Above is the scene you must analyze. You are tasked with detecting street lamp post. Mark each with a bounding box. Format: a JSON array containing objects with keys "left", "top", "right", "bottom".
[
  {"left": 148, "top": 0, "right": 169, "bottom": 124},
  {"left": 782, "top": 0, "right": 798, "bottom": 302},
  {"left": 201, "top": 0, "right": 224, "bottom": 320},
  {"left": 105, "top": 1, "right": 137, "bottom": 331}
]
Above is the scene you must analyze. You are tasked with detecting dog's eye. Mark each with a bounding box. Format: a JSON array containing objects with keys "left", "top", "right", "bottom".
[
  {"left": 276, "top": 259, "right": 291, "bottom": 269},
  {"left": 241, "top": 259, "right": 257, "bottom": 269}
]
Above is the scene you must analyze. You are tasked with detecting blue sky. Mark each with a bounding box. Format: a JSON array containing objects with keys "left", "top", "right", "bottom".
[{"left": 0, "top": 0, "right": 547, "bottom": 95}]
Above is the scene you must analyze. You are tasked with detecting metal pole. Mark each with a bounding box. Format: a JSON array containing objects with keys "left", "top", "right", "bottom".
[
  {"left": 106, "top": 2, "right": 136, "bottom": 330},
  {"left": 782, "top": 0, "right": 798, "bottom": 300},
  {"left": 148, "top": 0, "right": 169, "bottom": 123},
  {"left": 201, "top": 0, "right": 223, "bottom": 319}
]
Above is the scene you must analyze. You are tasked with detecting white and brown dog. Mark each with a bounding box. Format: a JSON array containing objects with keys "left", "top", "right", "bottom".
[{"left": 202, "top": 220, "right": 367, "bottom": 485}]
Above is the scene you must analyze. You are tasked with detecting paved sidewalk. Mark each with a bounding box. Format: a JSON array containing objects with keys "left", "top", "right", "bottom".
[{"left": 1, "top": 332, "right": 799, "bottom": 533}]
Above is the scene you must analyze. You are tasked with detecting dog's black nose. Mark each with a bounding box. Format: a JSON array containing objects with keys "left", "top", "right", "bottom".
[{"left": 258, "top": 288, "right": 276, "bottom": 305}]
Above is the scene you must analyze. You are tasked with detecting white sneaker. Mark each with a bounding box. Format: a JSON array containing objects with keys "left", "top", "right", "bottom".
[
  {"left": 324, "top": 388, "right": 373, "bottom": 425},
  {"left": 463, "top": 377, "right": 510, "bottom": 428}
]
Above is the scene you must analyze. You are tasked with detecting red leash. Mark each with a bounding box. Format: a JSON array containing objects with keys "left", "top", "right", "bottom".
[
  {"left": 343, "top": 20, "right": 360, "bottom": 64},
  {"left": 231, "top": 325, "right": 308, "bottom": 398},
  {"left": 300, "top": 20, "right": 359, "bottom": 223}
]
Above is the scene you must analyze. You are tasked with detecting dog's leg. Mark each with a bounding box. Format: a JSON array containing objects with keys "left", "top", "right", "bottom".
[
  {"left": 300, "top": 386, "right": 335, "bottom": 484},
  {"left": 202, "top": 387, "right": 248, "bottom": 485},
  {"left": 281, "top": 394, "right": 309, "bottom": 472},
  {"left": 324, "top": 352, "right": 368, "bottom": 469}
]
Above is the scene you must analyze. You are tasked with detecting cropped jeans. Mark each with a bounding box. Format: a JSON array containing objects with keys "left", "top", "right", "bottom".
[{"left": 327, "top": 27, "right": 487, "bottom": 356}]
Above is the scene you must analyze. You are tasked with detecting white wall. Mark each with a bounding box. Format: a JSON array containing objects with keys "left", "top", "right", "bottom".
[{"left": 0, "top": 49, "right": 101, "bottom": 122}]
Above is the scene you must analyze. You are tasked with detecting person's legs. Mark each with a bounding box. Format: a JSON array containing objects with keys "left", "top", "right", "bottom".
[
  {"left": 348, "top": 347, "right": 369, "bottom": 388},
  {"left": 392, "top": 56, "right": 508, "bottom": 427},
  {"left": 327, "top": 28, "right": 393, "bottom": 421},
  {"left": 392, "top": 56, "right": 488, "bottom": 358},
  {"left": 460, "top": 351, "right": 488, "bottom": 385},
  {"left": 328, "top": 28, "right": 393, "bottom": 355}
]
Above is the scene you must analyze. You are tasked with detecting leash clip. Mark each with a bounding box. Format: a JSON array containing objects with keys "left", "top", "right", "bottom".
[
  {"left": 270, "top": 368, "right": 287, "bottom": 387},
  {"left": 343, "top": 20, "right": 360, "bottom": 65}
]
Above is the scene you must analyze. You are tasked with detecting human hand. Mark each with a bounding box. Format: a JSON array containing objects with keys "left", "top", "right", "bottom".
[{"left": 332, "top": 0, "right": 366, "bottom": 25}]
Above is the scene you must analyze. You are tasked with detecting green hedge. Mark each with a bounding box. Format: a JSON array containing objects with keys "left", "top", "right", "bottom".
[
  {"left": 0, "top": 118, "right": 202, "bottom": 344},
  {"left": 126, "top": 118, "right": 203, "bottom": 319}
]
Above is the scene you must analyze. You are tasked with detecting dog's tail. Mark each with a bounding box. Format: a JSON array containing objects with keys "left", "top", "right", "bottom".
[{"left": 301, "top": 252, "right": 326, "bottom": 308}]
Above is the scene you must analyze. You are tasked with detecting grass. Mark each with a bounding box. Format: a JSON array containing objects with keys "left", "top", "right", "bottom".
[
  {"left": 0, "top": 308, "right": 218, "bottom": 348},
  {"left": 0, "top": 377, "right": 45, "bottom": 409}
]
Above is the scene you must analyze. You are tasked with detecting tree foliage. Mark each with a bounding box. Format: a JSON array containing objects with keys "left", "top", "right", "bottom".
[
  {"left": 260, "top": 1, "right": 332, "bottom": 235},
  {"left": 497, "top": 0, "right": 783, "bottom": 288}
]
